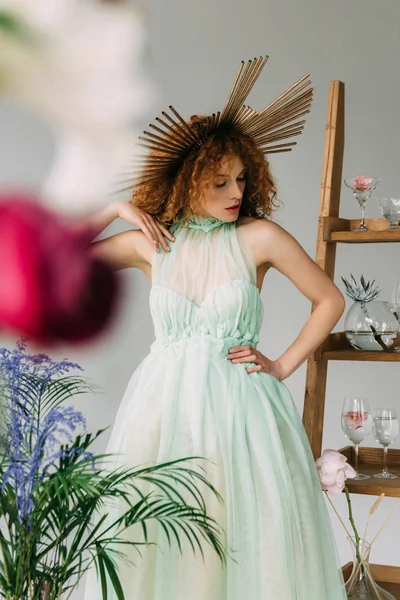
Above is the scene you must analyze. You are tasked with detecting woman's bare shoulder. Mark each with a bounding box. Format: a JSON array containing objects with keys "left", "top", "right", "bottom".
[
  {"left": 237, "top": 215, "right": 286, "bottom": 241},
  {"left": 236, "top": 215, "right": 290, "bottom": 266}
]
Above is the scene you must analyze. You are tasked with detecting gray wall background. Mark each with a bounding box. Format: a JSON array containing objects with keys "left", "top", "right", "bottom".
[{"left": 1, "top": 1, "right": 400, "bottom": 597}]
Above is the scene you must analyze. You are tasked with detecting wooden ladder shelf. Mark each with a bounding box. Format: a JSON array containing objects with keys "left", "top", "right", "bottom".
[{"left": 302, "top": 80, "right": 400, "bottom": 598}]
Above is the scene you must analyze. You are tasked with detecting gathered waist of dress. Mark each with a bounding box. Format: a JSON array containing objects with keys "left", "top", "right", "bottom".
[{"left": 150, "top": 332, "right": 258, "bottom": 358}]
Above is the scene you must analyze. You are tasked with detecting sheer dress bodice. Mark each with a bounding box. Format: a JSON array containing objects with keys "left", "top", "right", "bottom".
[{"left": 150, "top": 215, "right": 263, "bottom": 356}]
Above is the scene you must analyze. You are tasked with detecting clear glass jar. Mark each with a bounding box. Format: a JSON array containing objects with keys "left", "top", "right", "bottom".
[
  {"left": 345, "top": 300, "right": 398, "bottom": 351},
  {"left": 345, "top": 537, "right": 395, "bottom": 599}
]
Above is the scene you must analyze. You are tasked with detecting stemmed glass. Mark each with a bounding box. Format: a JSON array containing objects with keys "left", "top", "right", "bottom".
[
  {"left": 372, "top": 408, "right": 399, "bottom": 479},
  {"left": 344, "top": 176, "right": 380, "bottom": 232},
  {"left": 388, "top": 280, "right": 400, "bottom": 352},
  {"left": 341, "top": 397, "right": 372, "bottom": 480},
  {"left": 377, "top": 197, "right": 400, "bottom": 230}
]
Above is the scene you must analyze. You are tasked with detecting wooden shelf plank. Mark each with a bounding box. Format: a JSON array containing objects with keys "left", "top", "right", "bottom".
[
  {"left": 323, "top": 216, "right": 400, "bottom": 243},
  {"left": 324, "top": 349, "right": 400, "bottom": 362},
  {"left": 339, "top": 446, "right": 400, "bottom": 497},
  {"left": 318, "top": 332, "right": 400, "bottom": 362},
  {"left": 375, "top": 581, "right": 400, "bottom": 599}
]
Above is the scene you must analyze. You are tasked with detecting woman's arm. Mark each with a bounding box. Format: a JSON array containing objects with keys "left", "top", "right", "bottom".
[
  {"left": 70, "top": 200, "right": 176, "bottom": 272},
  {"left": 229, "top": 219, "right": 345, "bottom": 380},
  {"left": 89, "top": 229, "right": 155, "bottom": 272},
  {"left": 255, "top": 220, "right": 345, "bottom": 379},
  {"left": 70, "top": 201, "right": 120, "bottom": 238},
  {"left": 71, "top": 200, "right": 175, "bottom": 253}
]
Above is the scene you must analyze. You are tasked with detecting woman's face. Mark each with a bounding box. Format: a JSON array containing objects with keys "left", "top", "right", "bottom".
[{"left": 198, "top": 155, "right": 246, "bottom": 222}]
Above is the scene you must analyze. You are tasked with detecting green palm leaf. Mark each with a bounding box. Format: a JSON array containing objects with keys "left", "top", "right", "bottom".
[{"left": 0, "top": 355, "right": 226, "bottom": 600}]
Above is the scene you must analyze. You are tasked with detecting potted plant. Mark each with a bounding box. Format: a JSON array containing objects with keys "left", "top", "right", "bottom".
[{"left": 341, "top": 275, "right": 398, "bottom": 352}]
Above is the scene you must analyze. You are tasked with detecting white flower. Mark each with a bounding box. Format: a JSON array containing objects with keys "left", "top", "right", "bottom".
[
  {"left": 0, "top": 0, "right": 151, "bottom": 213},
  {"left": 316, "top": 449, "right": 357, "bottom": 496}
]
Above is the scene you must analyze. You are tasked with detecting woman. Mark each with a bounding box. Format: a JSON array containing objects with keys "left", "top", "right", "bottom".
[{"left": 84, "top": 58, "right": 347, "bottom": 599}]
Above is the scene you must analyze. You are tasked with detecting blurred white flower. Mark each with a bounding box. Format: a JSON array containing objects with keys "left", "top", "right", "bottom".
[{"left": 0, "top": 0, "right": 150, "bottom": 213}]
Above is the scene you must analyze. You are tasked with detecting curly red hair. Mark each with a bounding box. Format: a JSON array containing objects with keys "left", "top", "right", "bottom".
[{"left": 131, "top": 115, "right": 280, "bottom": 225}]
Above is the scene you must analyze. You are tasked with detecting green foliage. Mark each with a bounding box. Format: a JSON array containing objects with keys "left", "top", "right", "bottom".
[
  {"left": 341, "top": 274, "right": 381, "bottom": 303},
  {"left": 0, "top": 369, "right": 225, "bottom": 600},
  {"left": 0, "top": 12, "right": 33, "bottom": 42}
]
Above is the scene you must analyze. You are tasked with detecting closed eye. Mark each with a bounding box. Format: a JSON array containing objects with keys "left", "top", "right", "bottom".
[{"left": 215, "top": 176, "right": 246, "bottom": 188}]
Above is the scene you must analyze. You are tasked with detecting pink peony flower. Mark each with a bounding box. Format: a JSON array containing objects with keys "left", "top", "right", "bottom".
[
  {"left": 352, "top": 174, "right": 373, "bottom": 191},
  {"left": 345, "top": 410, "right": 369, "bottom": 430},
  {"left": 0, "top": 194, "right": 119, "bottom": 345},
  {"left": 316, "top": 449, "right": 357, "bottom": 496}
]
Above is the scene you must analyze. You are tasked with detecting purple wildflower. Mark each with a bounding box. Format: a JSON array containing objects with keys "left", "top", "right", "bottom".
[{"left": 0, "top": 340, "right": 87, "bottom": 525}]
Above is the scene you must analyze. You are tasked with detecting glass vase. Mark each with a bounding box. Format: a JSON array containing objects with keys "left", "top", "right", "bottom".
[
  {"left": 345, "top": 538, "right": 395, "bottom": 599},
  {"left": 344, "top": 300, "right": 398, "bottom": 351}
]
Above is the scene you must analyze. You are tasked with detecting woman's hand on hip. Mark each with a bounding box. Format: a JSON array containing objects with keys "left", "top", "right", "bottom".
[
  {"left": 227, "top": 345, "right": 285, "bottom": 380},
  {"left": 116, "top": 201, "right": 175, "bottom": 253}
]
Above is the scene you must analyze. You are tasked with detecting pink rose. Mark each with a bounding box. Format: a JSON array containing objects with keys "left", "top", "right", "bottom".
[
  {"left": 352, "top": 174, "right": 373, "bottom": 191},
  {"left": 0, "top": 194, "right": 119, "bottom": 345},
  {"left": 316, "top": 449, "right": 357, "bottom": 496},
  {"left": 345, "top": 410, "right": 369, "bottom": 430}
]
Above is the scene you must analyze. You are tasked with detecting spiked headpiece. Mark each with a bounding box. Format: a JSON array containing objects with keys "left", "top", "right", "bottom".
[{"left": 119, "top": 56, "right": 313, "bottom": 193}]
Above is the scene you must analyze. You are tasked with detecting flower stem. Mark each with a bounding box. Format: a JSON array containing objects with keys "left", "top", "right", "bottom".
[
  {"left": 344, "top": 486, "right": 362, "bottom": 563},
  {"left": 324, "top": 492, "right": 354, "bottom": 541}
]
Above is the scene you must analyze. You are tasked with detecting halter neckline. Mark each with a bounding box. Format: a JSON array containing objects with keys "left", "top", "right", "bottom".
[{"left": 184, "top": 215, "right": 232, "bottom": 233}]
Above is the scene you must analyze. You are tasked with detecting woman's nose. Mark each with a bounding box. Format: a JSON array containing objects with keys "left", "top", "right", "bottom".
[{"left": 232, "top": 183, "right": 243, "bottom": 199}]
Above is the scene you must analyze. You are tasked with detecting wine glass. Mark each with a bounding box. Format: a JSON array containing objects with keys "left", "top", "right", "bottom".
[
  {"left": 344, "top": 176, "right": 380, "bottom": 232},
  {"left": 341, "top": 397, "right": 372, "bottom": 480},
  {"left": 372, "top": 408, "right": 398, "bottom": 479},
  {"left": 388, "top": 281, "right": 400, "bottom": 352},
  {"left": 392, "top": 280, "right": 400, "bottom": 309},
  {"left": 377, "top": 197, "right": 400, "bottom": 230}
]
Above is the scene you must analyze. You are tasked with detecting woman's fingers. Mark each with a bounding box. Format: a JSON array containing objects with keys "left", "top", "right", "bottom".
[
  {"left": 227, "top": 345, "right": 271, "bottom": 373},
  {"left": 152, "top": 220, "right": 174, "bottom": 252},
  {"left": 138, "top": 216, "right": 167, "bottom": 253},
  {"left": 157, "top": 221, "right": 176, "bottom": 242},
  {"left": 227, "top": 346, "right": 256, "bottom": 362},
  {"left": 143, "top": 217, "right": 175, "bottom": 253},
  {"left": 230, "top": 354, "right": 257, "bottom": 364},
  {"left": 228, "top": 345, "right": 253, "bottom": 354},
  {"left": 143, "top": 217, "right": 167, "bottom": 252},
  {"left": 137, "top": 217, "right": 157, "bottom": 248},
  {"left": 120, "top": 203, "right": 175, "bottom": 251},
  {"left": 246, "top": 365, "right": 263, "bottom": 374}
]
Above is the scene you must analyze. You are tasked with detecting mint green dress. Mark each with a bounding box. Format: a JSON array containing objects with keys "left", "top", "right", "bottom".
[{"left": 84, "top": 215, "right": 346, "bottom": 599}]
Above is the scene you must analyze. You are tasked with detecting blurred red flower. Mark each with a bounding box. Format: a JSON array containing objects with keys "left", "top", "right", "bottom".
[{"left": 0, "top": 194, "right": 119, "bottom": 345}]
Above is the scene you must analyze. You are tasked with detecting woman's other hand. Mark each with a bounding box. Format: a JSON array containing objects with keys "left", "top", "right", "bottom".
[
  {"left": 116, "top": 201, "right": 175, "bottom": 253},
  {"left": 227, "top": 345, "right": 286, "bottom": 380}
]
